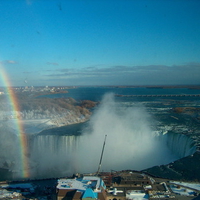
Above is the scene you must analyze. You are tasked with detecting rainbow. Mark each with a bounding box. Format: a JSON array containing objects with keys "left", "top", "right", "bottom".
[{"left": 0, "top": 65, "right": 30, "bottom": 178}]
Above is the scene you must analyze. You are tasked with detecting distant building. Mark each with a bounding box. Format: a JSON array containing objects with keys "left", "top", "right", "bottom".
[
  {"left": 101, "top": 171, "right": 152, "bottom": 200},
  {"left": 56, "top": 176, "right": 107, "bottom": 200},
  {"left": 112, "top": 171, "right": 153, "bottom": 187}
]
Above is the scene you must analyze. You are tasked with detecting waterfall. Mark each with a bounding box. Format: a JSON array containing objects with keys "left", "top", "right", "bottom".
[
  {"left": 163, "top": 132, "right": 196, "bottom": 158},
  {"left": 29, "top": 135, "right": 80, "bottom": 178},
  {"left": 31, "top": 135, "right": 79, "bottom": 154},
  {"left": 27, "top": 131, "right": 197, "bottom": 179},
  {"left": 1, "top": 129, "right": 196, "bottom": 180}
]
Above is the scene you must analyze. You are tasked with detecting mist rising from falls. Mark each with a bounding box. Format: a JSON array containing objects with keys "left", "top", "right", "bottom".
[{"left": 74, "top": 93, "right": 178, "bottom": 173}]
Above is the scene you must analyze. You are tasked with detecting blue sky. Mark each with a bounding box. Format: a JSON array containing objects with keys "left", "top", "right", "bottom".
[{"left": 0, "top": 0, "right": 200, "bottom": 86}]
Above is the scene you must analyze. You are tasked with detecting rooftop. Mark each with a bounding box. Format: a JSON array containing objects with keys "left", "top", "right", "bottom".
[{"left": 57, "top": 176, "right": 105, "bottom": 192}]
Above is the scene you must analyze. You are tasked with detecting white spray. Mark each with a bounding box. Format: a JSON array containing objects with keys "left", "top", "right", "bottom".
[{"left": 75, "top": 93, "right": 177, "bottom": 173}]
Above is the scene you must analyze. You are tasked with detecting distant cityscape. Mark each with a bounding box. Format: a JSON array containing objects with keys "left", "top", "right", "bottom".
[{"left": 0, "top": 86, "right": 73, "bottom": 94}]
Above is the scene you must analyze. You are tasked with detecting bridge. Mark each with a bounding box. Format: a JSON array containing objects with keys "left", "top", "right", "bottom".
[{"left": 115, "top": 94, "right": 200, "bottom": 97}]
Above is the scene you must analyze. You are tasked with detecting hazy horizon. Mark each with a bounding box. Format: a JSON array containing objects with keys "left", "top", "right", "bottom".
[{"left": 1, "top": 84, "right": 200, "bottom": 88}]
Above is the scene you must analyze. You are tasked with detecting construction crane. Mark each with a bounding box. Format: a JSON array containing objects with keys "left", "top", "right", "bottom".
[{"left": 96, "top": 135, "right": 107, "bottom": 175}]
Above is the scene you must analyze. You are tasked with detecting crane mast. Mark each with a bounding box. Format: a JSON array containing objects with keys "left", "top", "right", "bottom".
[{"left": 96, "top": 134, "right": 107, "bottom": 175}]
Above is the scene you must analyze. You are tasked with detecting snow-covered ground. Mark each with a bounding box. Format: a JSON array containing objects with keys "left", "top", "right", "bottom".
[
  {"left": 0, "top": 183, "right": 35, "bottom": 199},
  {"left": 170, "top": 181, "right": 200, "bottom": 196},
  {"left": 170, "top": 181, "right": 200, "bottom": 191},
  {"left": 1, "top": 183, "right": 34, "bottom": 189},
  {"left": 21, "top": 119, "right": 55, "bottom": 134},
  {"left": 0, "top": 189, "right": 22, "bottom": 199},
  {"left": 0, "top": 107, "right": 90, "bottom": 135},
  {"left": 1, "top": 118, "right": 55, "bottom": 135}
]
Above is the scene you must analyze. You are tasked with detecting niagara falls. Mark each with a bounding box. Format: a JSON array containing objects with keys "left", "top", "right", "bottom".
[{"left": 0, "top": 87, "right": 198, "bottom": 180}]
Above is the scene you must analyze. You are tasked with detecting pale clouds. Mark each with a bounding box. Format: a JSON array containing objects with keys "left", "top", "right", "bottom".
[
  {"left": 23, "top": 62, "right": 199, "bottom": 86},
  {"left": 26, "top": 0, "right": 32, "bottom": 5},
  {"left": 46, "top": 62, "right": 59, "bottom": 66},
  {"left": 0, "top": 60, "right": 18, "bottom": 65}
]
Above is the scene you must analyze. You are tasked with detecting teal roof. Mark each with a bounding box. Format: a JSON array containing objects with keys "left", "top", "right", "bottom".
[{"left": 82, "top": 188, "right": 97, "bottom": 199}]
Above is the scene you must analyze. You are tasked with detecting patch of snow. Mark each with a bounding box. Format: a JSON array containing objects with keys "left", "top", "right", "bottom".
[
  {"left": 1, "top": 183, "right": 33, "bottom": 189},
  {"left": 126, "top": 190, "right": 149, "bottom": 200},
  {"left": 170, "top": 184, "right": 196, "bottom": 196},
  {"left": 0, "top": 189, "right": 21, "bottom": 199},
  {"left": 170, "top": 181, "right": 200, "bottom": 191}
]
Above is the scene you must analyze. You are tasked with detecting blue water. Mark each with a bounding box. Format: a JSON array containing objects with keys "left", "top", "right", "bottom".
[{"left": 40, "top": 87, "right": 200, "bottom": 102}]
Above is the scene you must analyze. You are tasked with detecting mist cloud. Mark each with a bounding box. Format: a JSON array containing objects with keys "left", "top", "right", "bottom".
[{"left": 75, "top": 93, "right": 177, "bottom": 173}]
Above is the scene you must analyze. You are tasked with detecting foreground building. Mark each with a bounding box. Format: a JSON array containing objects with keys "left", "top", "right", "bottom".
[
  {"left": 56, "top": 171, "right": 199, "bottom": 200},
  {"left": 56, "top": 176, "right": 107, "bottom": 200},
  {"left": 104, "top": 171, "right": 151, "bottom": 200}
]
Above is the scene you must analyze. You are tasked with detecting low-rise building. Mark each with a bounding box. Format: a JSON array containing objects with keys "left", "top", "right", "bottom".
[
  {"left": 102, "top": 171, "right": 151, "bottom": 200},
  {"left": 56, "top": 176, "right": 106, "bottom": 200},
  {"left": 112, "top": 171, "right": 153, "bottom": 187}
]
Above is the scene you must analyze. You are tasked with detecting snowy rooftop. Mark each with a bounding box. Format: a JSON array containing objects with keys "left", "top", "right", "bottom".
[
  {"left": 57, "top": 176, "right": 104, "bottom": 192},
  {"left": 126, "top": 190, "right": 148, "bottom": 200}
]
